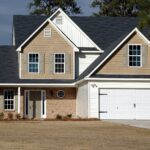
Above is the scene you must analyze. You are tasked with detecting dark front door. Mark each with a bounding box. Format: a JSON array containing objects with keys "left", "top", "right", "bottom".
[{"left": 28, "top": 91, "right": 41, "bottom": 119}]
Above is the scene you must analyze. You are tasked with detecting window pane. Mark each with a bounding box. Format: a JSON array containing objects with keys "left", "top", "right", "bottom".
[
  {"left": 137, "top": 50, "right": 141, "bottom": 55},
  {"left": 129, "top": 45, "right": 141, "bottom": 67},
  {"left": 132, "top": 50, "right": 136, "bottom": 55},
  {"left": 55, "top": 54, "right": 65, "bottom": 73},
  {"left": 129, "top": 50, "right": 133, "bottom": 55},
  {"left": 129, "top": 56, "right": 132, "bottom": 61},
  {"left": 133, "top": 62, "right": 136, "bottom": 66},
  {"left": 133, "top": 56, "right": 136, "bottom": 61},
  {"left": 29, "top": 63, "right": 38, "bottom": 72},
  {"left": 137, "top": 56, "right": 141, "bottom": 61},
  {"left": 129, "top": 45, "right": 133, "bottom": 50},
  {"left": 137, "top": 62, "right": 141, "bottom": 66},
  {"left": 4, "top": 90, "right": 14, "bottom": 110},
  {"left": 133, "top": 45, "right": 136, "bottom": 50},
  {"left": 137, "top": 45, "right": 141, "bottom": 50},
  {"left": 29, "top": 54, "right": 39, "bottom": 73}
]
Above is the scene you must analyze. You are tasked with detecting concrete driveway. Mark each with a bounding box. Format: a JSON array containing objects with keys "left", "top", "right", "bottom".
[{"left": 105, "top": 120, "right": 150, "bottom": 129}]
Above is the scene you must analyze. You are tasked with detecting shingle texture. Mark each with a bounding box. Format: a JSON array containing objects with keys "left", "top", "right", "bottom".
[
  {"left": 0, "top": 46, "right": 19, "bottom": 83},
  {"left": 14, "top": 15, "right": 150, "bottom": 50},
  {"left": 13, "top": 15, "right": 47, "bottom": 47}
]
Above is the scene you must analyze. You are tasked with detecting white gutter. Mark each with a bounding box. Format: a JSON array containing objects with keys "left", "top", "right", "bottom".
[
  {"left": 84, "top": 77, "right": 150, "bottom": 82},
  {"left": 0, "top": 83, "right": 76, "bottom": 87},
  {"left": 75, "top": 77, "right": 150, "bottom": 85}
]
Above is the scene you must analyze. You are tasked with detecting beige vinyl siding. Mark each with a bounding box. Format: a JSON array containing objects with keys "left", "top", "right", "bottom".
[
  {"left": 96, "top": 33, "right": 150, "bottom": 75},
  {"left": 21, "top": 22, "right": 74, "bottom": 79}
]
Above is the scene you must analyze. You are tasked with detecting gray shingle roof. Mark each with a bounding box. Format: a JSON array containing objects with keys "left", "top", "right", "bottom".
[
  {"left": 1, "top": 15, "right": 149, "bottom": 84},
  {"left": 71, "top": 16, "right": 140, "bottom": 50},
  {"left": 0, "top": 46, "right": 19, "bottom": 83},
  {"left": 14, "top": 15, "right": 147, "bottom": 50},
  {"left": 13, "top": 15, "right": 48, "bottom": 47}
]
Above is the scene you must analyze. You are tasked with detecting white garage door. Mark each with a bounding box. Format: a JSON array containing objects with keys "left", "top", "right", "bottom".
[{"left": 99, "top": 89, "right": 150, "bottom": 119}]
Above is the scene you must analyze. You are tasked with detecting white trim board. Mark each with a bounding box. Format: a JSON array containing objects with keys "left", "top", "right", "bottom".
[
  {"left": 0, "top": 83, "right": 76, "bottom": 87},
  {"left": 85, "top": 77, "right": 150, "bottom": 82},
  {"left": 87, "top": 28, "right": 150, "bottom": 78},
  {"left": 18, "top": 87, "right": 21, "bottom": 114}
]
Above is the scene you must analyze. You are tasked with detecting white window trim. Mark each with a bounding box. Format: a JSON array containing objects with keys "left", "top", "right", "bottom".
[
  {"left": 4, "top": 89, "right": 15, "bottom": 111},
  {"left": 44, "top": 28, "right": 51, "bottom": 38},
  {"left": 28, "top": 53, "right": 40, "bottom": 73},
  {"left": 54, "top": 53, "right": 65, "bottom": 74},
  {"left": 55, "top": 16, "right": 63, "bottom": 25},
  {"left": 128, "top": 44, "right": 142, "bottom": 68}
]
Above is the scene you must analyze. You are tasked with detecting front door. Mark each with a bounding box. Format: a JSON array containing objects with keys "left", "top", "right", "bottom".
[{"left": 28, "top": 91, "right": 41, "bottom": 119}]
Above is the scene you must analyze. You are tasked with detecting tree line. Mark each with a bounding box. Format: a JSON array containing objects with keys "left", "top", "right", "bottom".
[{"left": 29, "top": 0, "right": 150, "bottom": 28}]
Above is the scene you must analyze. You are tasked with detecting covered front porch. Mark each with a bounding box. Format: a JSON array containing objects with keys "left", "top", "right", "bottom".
[{"left": 0, "top": 87, "right": 76, "bottom": 119}]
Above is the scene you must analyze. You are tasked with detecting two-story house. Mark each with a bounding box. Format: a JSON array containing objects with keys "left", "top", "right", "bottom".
[{"left": 0, "top": 8, "right": 150, "bottom": 119}]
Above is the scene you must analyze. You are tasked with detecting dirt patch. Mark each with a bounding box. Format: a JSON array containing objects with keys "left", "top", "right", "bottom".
[{"left": 0, "top": 121, "right": 149, "bottom": 150}]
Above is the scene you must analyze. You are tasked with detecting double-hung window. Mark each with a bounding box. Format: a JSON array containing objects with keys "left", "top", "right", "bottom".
[
  {"left": 54, "top": 54, "right": 65, "bottom": 73},
  {"left": 4, "top": 90, "right": 14, "bottom": 110},
  {"left": 128, "top": 45, "right": 142, "bottom": 67},
  {"left": 28, "top": 53, "right": 39, "bottom": 73}
]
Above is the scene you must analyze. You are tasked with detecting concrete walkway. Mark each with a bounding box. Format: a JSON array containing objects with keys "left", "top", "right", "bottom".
[{"left": 105, "top": 120, "right": 150, "bottom": 129}]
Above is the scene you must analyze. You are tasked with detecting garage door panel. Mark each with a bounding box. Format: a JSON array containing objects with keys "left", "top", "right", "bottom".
[
  {"left": 99, "top": 93, "right": 109, "bottom": 119},
  {"left": 135, "top": 90, "right": 150, "bottom": 119},
  {"left": 99, "top": 89, "right": 150, "bottom": 120}
]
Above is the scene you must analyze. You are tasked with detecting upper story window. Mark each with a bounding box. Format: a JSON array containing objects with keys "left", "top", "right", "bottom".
[
  {"left": 4, "top": 90, "right": 15, "bottom": 110},
  {"left": 44, "top": 28, "right": 51, "bottom": 37},
  {"left": 28, "top": 53, "right": 39, "bottom": 73},
  {"left": 54, "top": 54, "right": 65, "bottom": 73},
  {"left": 128, "top": 45, "right": 142, "bottom": 67},
  {"left": 56, "top": 16, "right": 63, "bottom": 25}
]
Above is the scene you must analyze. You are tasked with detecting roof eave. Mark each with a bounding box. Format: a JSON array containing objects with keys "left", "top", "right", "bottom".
[{"left": 86, "top": 27, "right": 150, "bottom": 78}]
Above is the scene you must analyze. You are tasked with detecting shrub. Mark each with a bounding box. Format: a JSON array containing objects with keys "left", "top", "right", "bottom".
[
  {"left": 67, "top": 114, "right": 72, "bottom": 119},
  {"left": 56, "top": 114, "right": 62, "bottom": 120},
  {"left": 7, "top": 112, "right": 13, "bottom": 120},
  {"left": 16, "top": 113, "right": 21, "bottom": 120},
  {"left": 0, "top": 112, "right": 4, "bottom": 120}
]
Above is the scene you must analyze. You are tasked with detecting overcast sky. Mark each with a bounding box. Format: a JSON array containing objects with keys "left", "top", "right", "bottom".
[{"left": 0, "top": 0, "right": 96, "bottom": 45}]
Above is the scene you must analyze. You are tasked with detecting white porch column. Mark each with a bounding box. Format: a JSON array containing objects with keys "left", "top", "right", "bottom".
[{"left": 18, "top": 87, "right": 21, "bottom": 114}]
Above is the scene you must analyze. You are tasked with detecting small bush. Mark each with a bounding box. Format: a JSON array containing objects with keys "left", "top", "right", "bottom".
[
  {"left": 67, "top": 114, "right": 72, "bottom": 119},
  {"left": 0, "top": 112, "right": 4, "bottom": 120},
  {"left": 56, "top": 114, "right": 62, "bottom": 120},
  {"left": 16, "top": 113, "right": 21, "bottom": 120},
  {"left": 7, "top": 112, "right": 13, "bottom": 120}
]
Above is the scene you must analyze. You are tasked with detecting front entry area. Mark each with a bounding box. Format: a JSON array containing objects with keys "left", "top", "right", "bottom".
[
  {"left": 29, "top": 91, "right": 41, "bottom": 118},
  {"left": 99, "top": 89, "right": 150, "bottom": 119},
  {"left": 25, "top": 90, "right": 46, "bottom": 119}
]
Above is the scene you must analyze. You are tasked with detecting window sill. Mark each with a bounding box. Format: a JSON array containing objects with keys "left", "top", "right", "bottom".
[{"left": 4, "top": 109, "right": 15, "bottom": 112}]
